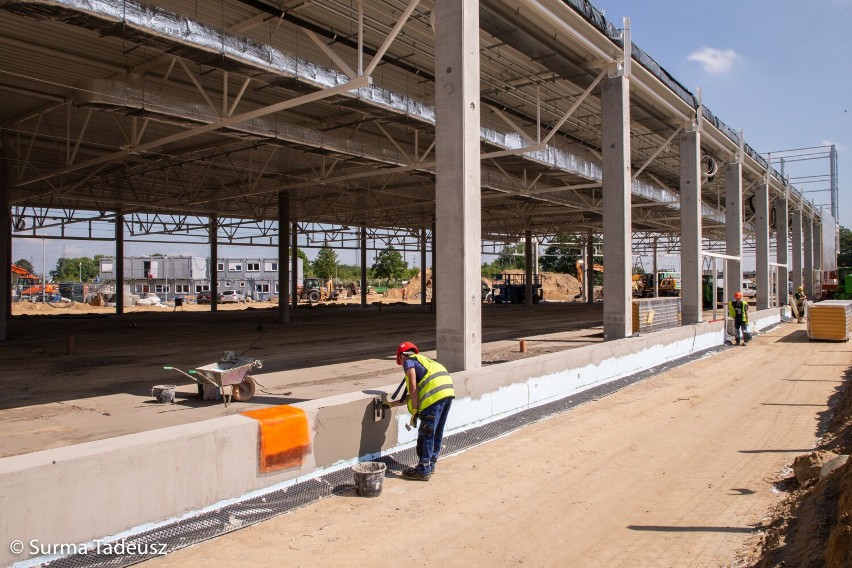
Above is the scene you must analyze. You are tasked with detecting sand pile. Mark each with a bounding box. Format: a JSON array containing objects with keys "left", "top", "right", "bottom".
[
  {"left": 385, "top": 269, "right": 432, "bottom": 300},
  {"left": 495, "top": 270, "right": 581, "bottom": 301},
  {"left": 748, "top": 366, "right": 852, "bottom": 567}
]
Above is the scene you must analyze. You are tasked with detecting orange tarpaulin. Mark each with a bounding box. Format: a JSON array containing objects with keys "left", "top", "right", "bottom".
[{"left": 242, "top": 406, "right": 311, "bottom": 473}]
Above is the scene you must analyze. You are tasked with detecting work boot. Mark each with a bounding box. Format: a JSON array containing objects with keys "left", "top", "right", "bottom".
[
  {"left": 735, "top": 340, "right": 740, "bottom": 346},
  {"left": 402, "top": 467, "right": 431, "bottom": 481}
]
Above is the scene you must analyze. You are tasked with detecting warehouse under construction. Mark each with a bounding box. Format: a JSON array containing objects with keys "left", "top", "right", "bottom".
[{"left": 0, "top": 0, "right": 847, "bottom": 566}]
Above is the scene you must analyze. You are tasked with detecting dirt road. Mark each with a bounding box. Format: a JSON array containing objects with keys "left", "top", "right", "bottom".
[{"left": 148, "top": 323, "right": 848, "bottom": 567}]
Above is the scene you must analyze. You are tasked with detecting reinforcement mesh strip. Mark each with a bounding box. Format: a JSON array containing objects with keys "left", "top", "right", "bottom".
[{"left": 47, "top": 345, "right": 723, "bottom": 568}]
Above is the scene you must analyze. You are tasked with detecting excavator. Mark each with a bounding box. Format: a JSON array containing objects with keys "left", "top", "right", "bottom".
[
  {"left": 575, "top": 260, "right": 604, "bottom": 300},
  {"left": 575, "top": 261, "right": 645, "bottom": 299},
  {"left": 575, "top": 260, "right": 604, "bottom": 289},
  {"left": 12, "top": 263, "right": 58, "bottom": 299}
]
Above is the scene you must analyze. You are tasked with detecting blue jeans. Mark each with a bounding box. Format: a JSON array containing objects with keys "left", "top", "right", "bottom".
[
  {"left": 734, "top": 319, "right": 747, "bottom": 343},
  {"left": 415, "top": 397, "right": 453, "bottom": 474}
]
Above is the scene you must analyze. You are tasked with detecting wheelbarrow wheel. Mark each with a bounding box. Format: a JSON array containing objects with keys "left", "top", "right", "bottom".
[{"left": 232, "top": 377, "right": 256, "bottom": 402}]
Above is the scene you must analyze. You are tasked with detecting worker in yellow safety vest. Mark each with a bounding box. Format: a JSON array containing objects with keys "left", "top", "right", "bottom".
[
  {"left": 384, "top": 341, "right": 455, "bottom": 481},
  {"left": 728, "top": 291, "right": 750, "bottom": 346},
  {"left": 794, "top": 286, "right": 807, "bottom": 324}
]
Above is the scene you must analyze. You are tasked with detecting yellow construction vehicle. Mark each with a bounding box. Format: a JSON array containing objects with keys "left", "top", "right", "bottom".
[{"left": 575, "top": 260, "right": 603, "bottom": 289}]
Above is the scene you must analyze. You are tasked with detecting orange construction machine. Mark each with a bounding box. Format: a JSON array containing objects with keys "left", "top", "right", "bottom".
[{"left": 12, "top": 263, "right": 58, "bottom": 298}]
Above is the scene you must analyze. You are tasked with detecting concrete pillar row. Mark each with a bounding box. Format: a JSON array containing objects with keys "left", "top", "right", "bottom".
[
  {"left": 434, "top": 0, "right": 481, "bottom": 371},
  {"left": 586, "top": 231, "right": 595, "bottom": 304},
  {"left": 420, "top": 227, "right": 427, "bottom": 306},
  {"left": 524, "top": 229, "right": 533, "bottom": 307},
  {"left": 291, "top": 222, "right": 299, "bottom": 310},
  {"left": 115, "top": 211, "right": 125, "bottom": 315},
  {"left": 679, "top": 129, "right": 702, "bottom": 324},
  {"left": 360, "top": 227, "right": 367, "bottom": 308},
  {"left": 209, "top": 215, "right": 218, "bottom": 313},
  {"left": 791, "top": 208, "right": 803, "bottom": 291},
  {"left": 600, "top": 75, "right": 632, "bottom": 339},
  {"left": 725, "top": 161, "right": 743, "bottom": 302},
  {"left": 278, "top": 192, "right": 290, "bottom": 324},
  {"left": 803, "top": 214, "right": 814, "bottom": 298},
  {"left": 774, "top": 197, "right": 789, "bottom": 304},
  {"left": 813, "top": 221, "right": 822, "bottom": 296},
  {"left": 754, "top": 183, "right": 770, "bottom": 310}
]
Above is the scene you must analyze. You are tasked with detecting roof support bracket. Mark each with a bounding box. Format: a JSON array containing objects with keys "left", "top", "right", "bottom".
[
  {"left": 632, "top": 125, "right": 682, "bottom": 181},
  {"left": 364, "top": 0, "right": 421, "bottom": 77},
  {"left": 541, "top": 68, "right": 606, "bottom": 146}
]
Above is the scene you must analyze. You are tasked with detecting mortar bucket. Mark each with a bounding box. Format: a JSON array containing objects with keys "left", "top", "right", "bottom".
[
  {"left": 352, "top": 461, "right": 387, "bottom": 497},
  {"left": 151, "top": 384, "right": 176, "bottom": 404}
]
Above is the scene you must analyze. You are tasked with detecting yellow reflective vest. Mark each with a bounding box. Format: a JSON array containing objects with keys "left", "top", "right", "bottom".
[
  {"left": 728, "top": 300, "right": 749, "bottom": 323},
  {"left": 403, "top": 354, "right": 455, "bottom": 414}
]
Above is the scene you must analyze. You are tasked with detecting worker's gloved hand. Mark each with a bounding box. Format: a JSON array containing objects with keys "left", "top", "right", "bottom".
[
  {"left": 380, "top": 401, "right": 393, "bottom": 410},
  {"left": 409, "top": 412, "right": 419, "bottom": 428}
]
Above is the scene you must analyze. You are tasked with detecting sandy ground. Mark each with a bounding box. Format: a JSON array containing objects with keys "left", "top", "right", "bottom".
[
  {"left": 145, "top": 322, "right": 850, "bottom": 568},
  {"left": 0, "top": 300, "right": 605, "bottom": 457}
]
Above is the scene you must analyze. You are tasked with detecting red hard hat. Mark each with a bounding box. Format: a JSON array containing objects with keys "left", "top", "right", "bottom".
[
  {"left": 396, "top": 341, "right": 418, "bottom": 365},
  {"left": 734, "top": 291, "right": 743, "bottom": 299}
]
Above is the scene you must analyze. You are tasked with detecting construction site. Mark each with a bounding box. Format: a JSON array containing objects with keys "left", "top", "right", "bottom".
[{"left": 0, "top": 0, "right": 850, "bottom": 567}]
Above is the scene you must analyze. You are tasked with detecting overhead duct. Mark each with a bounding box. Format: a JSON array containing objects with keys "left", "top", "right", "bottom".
[{"left": 2, "top": 0, "right": 727, "bottom": 225}]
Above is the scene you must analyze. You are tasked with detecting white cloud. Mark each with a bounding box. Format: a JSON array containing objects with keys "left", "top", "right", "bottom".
[
  {"left": 687, "top": 47, "right": 740, "bottom": 74},
  {"left": 820, "top": 139, "right": 843, "bottom": 151}
]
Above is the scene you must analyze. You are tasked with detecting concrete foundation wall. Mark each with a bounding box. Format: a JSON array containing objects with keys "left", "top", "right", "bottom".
[{"left": 1, "top": 315, "right": 779, "bottom": 566}]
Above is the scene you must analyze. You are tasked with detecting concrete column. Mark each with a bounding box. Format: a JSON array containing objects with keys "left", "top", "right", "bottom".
[
  {"left": 291, "top": 222, "right": 298, "bottom": 310},
  {"left": 586, "top": 233, "right": 594, "bottom": 303},
  {"left": 791, "top": 208, "right": 803, "bottom": 290},
  {"left": 0, "top": 155, "right": 8, "bottom": 340},
  {"left": 115, "top": 211, "right": 125, "bottom": 315},
  {"left": 725, "top": 162, "right": 743, "bottom": 301},
  {"left": 431, "top": 218, "right": 436, "bottom": 313},
  {"left": 679, "top": 130, "right": 702, "bottom": 324},
  {"left": 803, "top": 214, "right": 814, "bottom": 298},
  {"left": 775, "top": 197, "right": 789, "bottom": 305},
  {"left": 524, "top": 230, "right": 533, "bottom": 307},
  {"left": 360, "top": 227, "right": 367, "bottom": 307},
  {"left": 278, "top": 192, "right": 290, "bottom": 324},
  {"left": 420, "top": 227, "right": 427, "bottom": 305},
  {"left": 600, "top": 76, "right": 632, "bottom": 338},
  {"left": 754, "top": 183, "right": 770, "bottom": 310},
  {"left": 209, "top": 215, "right": 218, "bottom": 313},
  {"left": 813, "top": 221, "right": 822, "bottom": 297},
  {"left": 434, "top": 0, "right": 481, "bottom": 371},
  {"left": 652, "top": 237, "right": 659, "bottom": 298}
]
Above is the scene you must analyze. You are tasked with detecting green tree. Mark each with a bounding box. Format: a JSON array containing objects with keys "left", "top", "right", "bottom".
[
  {"left": 839, "top": 226, "right": 852, "bottom": 267},
  {"left": 312, "top": 243, "right": 338, "bottom": 280},
  {"left": 540, "top": 235, "right": 583, "bottom": 274},
  {"left": 13, "top": 258, "right": 35, "bottom": 273},
  {"left": 50, "top": 257, "right": 99, "bottom": 282},
  {"left": 282, "top": 248, "right": 312, "bottom": 276},
  {"left": 372, "top": 246, "right": 408, "bottom": 286},
  {"left": 481, "top": 242, "right": 526, "bottom": 279}
]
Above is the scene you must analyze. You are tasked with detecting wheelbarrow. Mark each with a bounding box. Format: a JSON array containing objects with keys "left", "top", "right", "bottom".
[{"left": 164, "top": 355, "right": 263, "bottom": 407}]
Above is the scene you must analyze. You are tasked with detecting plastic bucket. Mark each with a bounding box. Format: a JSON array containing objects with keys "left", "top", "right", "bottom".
[
  {"left": 151, "top": 384, "right": 177, "bottom": 404},
  {"left": 352, "top": 462, "right": 387, "bottom": 497}
]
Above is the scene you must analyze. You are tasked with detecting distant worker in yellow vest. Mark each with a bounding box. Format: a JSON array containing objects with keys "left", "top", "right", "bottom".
[
  {"left": 728, "top": 291, "right": 750, "bottom": 346},
  {"left": 385, "top": 341, "right": 455, "bottom": 481},
  {"left": 794, "top": 286, "right": 807, "bottom": 324}
]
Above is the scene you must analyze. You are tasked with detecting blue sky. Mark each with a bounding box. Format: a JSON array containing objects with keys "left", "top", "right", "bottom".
[
  {"left": 600, "top": 0, "right": 850, "bottom": 226},
  {"left": 12, "top": 0, "right": 850, "bottom": 273}
]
